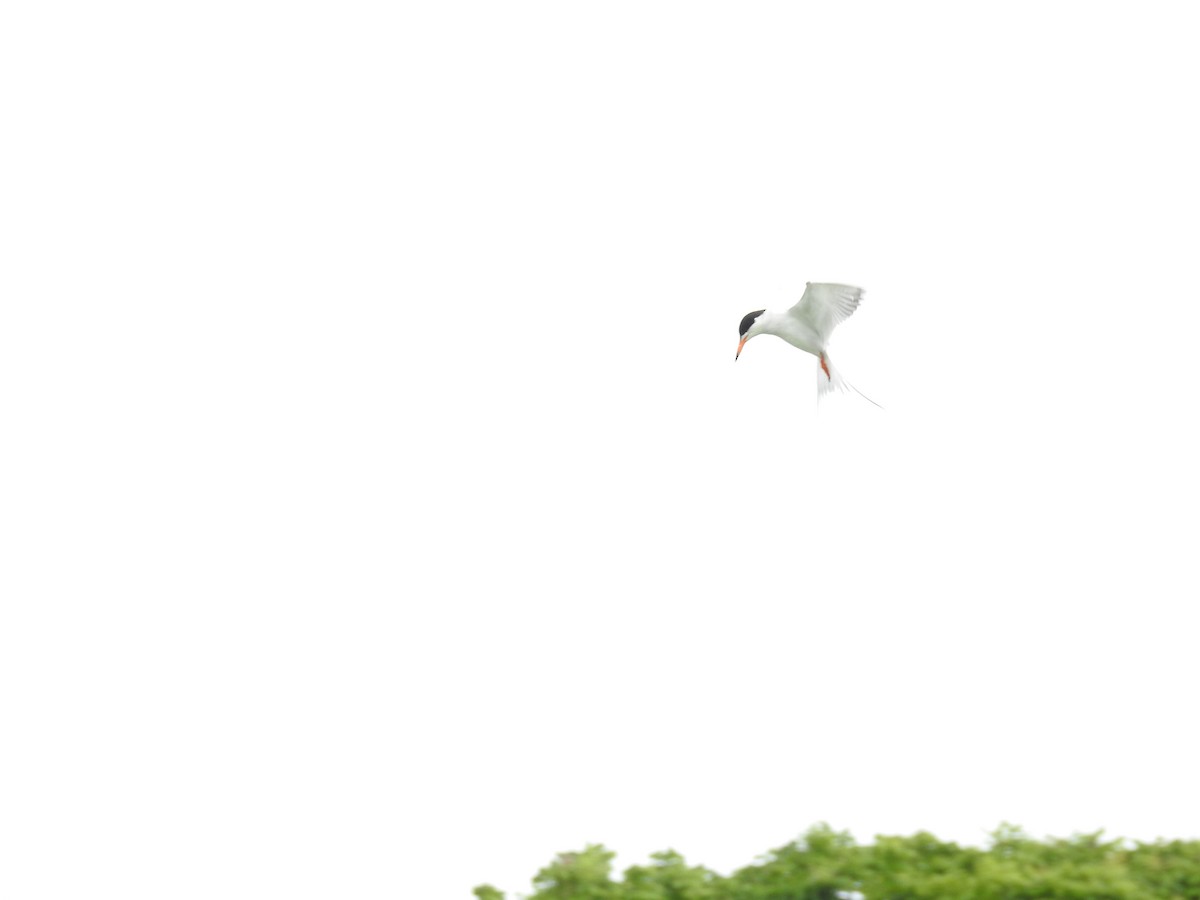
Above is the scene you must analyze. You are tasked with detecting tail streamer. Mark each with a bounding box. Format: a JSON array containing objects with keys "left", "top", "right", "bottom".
[{"left": 818, "top": 354, "right": 883, "bottom": 408}]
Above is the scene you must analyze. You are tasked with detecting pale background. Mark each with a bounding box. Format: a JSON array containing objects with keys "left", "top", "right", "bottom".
[{"left": 2, "top": 2, "right": 1198, "bottom": 899}]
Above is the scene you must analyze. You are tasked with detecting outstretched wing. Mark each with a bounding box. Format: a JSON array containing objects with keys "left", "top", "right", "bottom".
[{"left": 786, "top": 282, "right": 864, "bottom": 344}]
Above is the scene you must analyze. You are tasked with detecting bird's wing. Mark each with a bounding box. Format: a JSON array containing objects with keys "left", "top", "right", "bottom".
[{"left": 785, "top": 282, "right": 864, "bottom": 344}]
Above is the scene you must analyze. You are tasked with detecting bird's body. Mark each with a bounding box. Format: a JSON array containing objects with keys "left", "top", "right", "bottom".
[
  {"left": 751, "top": 309, "right": 825, "bottom": 357},
  {"left": 736, "top": 282, "right": 879, "bottom": 406}
]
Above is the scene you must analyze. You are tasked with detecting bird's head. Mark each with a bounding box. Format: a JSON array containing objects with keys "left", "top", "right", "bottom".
[{"left": 735, "top": 309, "right": 766, "bottom": 360}]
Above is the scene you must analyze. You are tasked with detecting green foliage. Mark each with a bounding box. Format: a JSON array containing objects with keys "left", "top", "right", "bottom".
[
  {"left": 497, "top": 825, "right": 1200, "bottom": 900},
  {"left": 727, "top": 823, "right": 865, "bottom": 900},
  {"left": 622, "top": 850, "right": 720, "bottom": 900},
  {"left": 531, "top": 844, "right": 619, "bottom": 900},
  {"left": 1126, "top": 838, "right": 1200, "bottom": 899}
]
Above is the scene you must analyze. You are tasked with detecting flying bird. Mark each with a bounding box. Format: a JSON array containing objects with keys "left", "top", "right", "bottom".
[{"left": 736, "top": 281, "right": 880, "bottom": 406}]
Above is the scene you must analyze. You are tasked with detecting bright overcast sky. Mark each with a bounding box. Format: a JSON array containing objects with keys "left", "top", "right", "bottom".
[{"left": 4, "top": 3, "right": 1199, "bottom": 899}]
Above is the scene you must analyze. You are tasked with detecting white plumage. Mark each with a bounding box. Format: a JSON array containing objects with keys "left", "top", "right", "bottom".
[{"left": 735, "top": 282, "right": 879, "bottom": 406}]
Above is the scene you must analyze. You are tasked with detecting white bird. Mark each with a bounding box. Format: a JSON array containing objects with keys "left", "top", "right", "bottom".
[{"left": 735, "top": 281, "right": 880, "bottom": 406}]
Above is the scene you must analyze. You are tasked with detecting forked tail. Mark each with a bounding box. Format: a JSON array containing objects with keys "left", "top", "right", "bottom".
[{"left": 817, "top": 353, "right": 883, "bottom": 408}]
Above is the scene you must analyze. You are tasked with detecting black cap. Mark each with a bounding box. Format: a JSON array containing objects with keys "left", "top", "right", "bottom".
[{"left": 739, "top": 310, "right": 765, "bottom": 337}]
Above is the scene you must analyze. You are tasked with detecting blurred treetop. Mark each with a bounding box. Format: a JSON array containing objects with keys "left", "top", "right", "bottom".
[{"left": 475, "top": 823, "right": 1200, "bottom": 900}]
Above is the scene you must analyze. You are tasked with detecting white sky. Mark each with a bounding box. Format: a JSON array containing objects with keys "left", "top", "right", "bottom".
[{"left": 3, "top": 2, "right": 1199, "bottom": 899}]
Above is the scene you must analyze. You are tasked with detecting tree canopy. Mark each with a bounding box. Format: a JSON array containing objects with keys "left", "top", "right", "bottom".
[{"left": 475, "top": 824, "right": 1200, "bottom": 900}]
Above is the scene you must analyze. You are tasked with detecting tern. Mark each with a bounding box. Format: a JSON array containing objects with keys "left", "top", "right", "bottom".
[{"left": 736, "top": 281, "right": 881, "bottom": 406}]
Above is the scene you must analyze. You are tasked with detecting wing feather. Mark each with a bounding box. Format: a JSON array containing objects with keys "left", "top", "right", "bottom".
[{"left": 786, "top": 282, "right": 864, "bottom": 344}]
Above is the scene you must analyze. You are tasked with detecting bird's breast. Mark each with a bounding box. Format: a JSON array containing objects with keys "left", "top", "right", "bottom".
[{"left": 767, "top": 317, "right": 822, "bottom": 355}]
